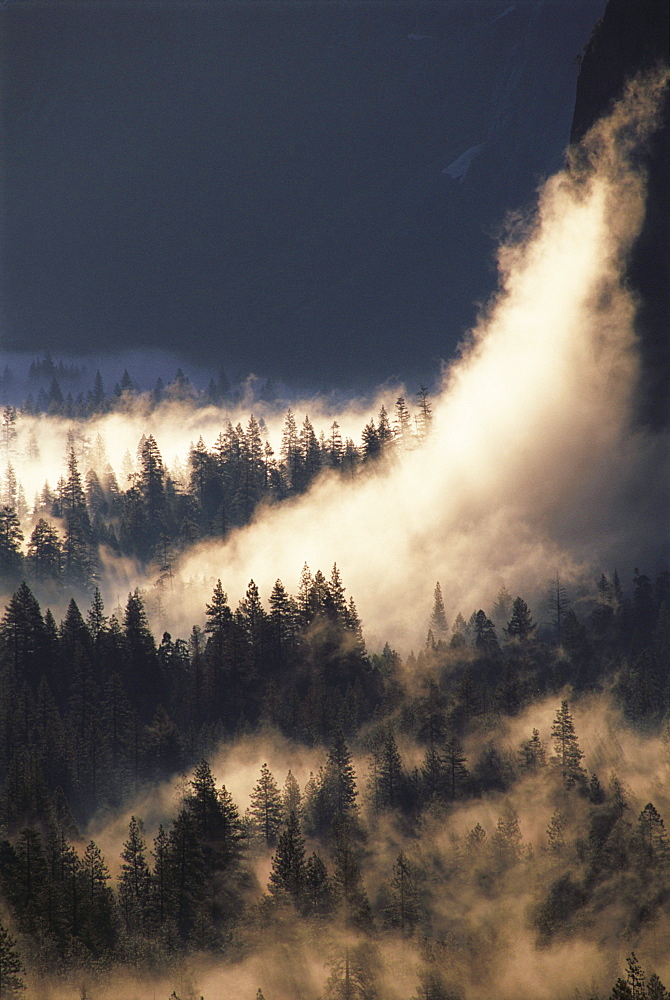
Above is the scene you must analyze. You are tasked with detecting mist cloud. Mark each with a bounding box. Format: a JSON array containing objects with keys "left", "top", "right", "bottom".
[
  {"left": 160, "top": 68, "right": 669, "bottom": 648},
  {"left": 6, "top": 70, "right": 669, "bottom": 653}
]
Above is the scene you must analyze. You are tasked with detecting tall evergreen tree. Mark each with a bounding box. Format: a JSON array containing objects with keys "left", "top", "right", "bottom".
[
  {"left": 505, "top": 597, "right": 536, "bottom": 641},
  {"left": 0, "top": 923, "right": 24, "bottom": 998},
  {"left": 118, "top": 816, "right": 151, "bottom": 934},
  {"left": 376, "top": 731, "right": 404, "bottom": 811},
  {"left": 281, "top": 770, "right": 301, "bottom": 822},
  {"left": 249, "top": 764, "right": 283, "bottom": 847},
  {"left": 268, "top": 811, "right": 306, "bottom": 907},
  {"left": 0, "top": 507, "right": 23, "bottom": 583},
  {"left": 551, "top": 701, "right": 585, "bottom": 788},
  {"left": 442, "top": 733, "right": 469, "bottom": 800},
  {"left": 323, "top": 730, "right": 358, "bottom": 826},
  {"left": 429, "top": 583, "right": 447, "bottom": 639},
  {"left": 384, "top": 851, "right": 420, "bottom": 935},
  {"left": 547, "top": 574, "right": 570, "bottom": 644},
  {"left": 26, "top": 519, "right": 62, "bottom": 583}
]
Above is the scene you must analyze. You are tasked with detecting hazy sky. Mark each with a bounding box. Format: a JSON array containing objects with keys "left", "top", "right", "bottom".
[{"left": 0, "top": 0, "right": 604, "bottom": 389}]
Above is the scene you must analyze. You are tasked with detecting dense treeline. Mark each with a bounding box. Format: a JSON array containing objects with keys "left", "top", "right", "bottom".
[
  {"left": 0, "top": 387, "right": 430, "bottom": 581},
  {"left": 0, "top": 561, "right": 668, "bottom": 997},
  {"left": 0, "top": 355, "right": 271, "bottom": 416}
]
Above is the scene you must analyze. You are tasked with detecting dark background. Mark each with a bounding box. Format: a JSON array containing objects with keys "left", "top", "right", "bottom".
[{"left": 1, "top": 0, "right": 605, "bottom": 391}]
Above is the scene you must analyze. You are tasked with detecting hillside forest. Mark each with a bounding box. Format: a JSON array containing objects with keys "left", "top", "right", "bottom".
[{"left": 0, "top": 388, "right": 667, "bottom": 999}]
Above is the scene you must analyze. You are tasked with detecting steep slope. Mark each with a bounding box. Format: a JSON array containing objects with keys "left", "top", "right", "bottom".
[
  {"left": 1, "top": 1, "right": 604, "bottom": 388},
  {"left": 571, "top": 0, "right": 670, "bottom": 428}
]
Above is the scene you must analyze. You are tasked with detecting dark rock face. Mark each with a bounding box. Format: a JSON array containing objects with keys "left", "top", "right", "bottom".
[
  {"left": 1, "top": 1, "right": 603, "bottom": 389},
  {"left": 571, "top": 0, "right": 670, "bottom": 428}
]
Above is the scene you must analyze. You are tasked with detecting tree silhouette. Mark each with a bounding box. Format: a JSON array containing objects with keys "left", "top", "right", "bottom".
[{"left": 0, "top": 923, "right": 24, "bottom": 998}]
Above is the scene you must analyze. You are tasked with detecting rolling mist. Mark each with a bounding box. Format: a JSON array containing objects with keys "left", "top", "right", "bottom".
[{"left": 0, "top": 51, "right": 667, "bottom": 1000}]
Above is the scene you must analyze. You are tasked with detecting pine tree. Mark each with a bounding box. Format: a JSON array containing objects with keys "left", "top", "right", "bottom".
[
  {"left": 546, "top": 812, "right": 568, "bottom": 855},
  {"left": 473, "top": 610, "right": 499, "bottom": 654},
  {"left": 86, "top": 587, "right": 107, "bottom": 641},
  {"left": 0, "top": 923, "right": 24, "bottom": 998},
  {"left": 505, "top": 597, "right": 536, "bottom": 641},
  {"left": 376, "top": 731, "right": 404, "bottom": 811},
  {"left": 249, "top": 764, "right": 284, "bottom": 846},
  {"left": 647, "top": 973, "right": 670, "bottom": 1000},
  {"left": 168, "top": 808, "right": 206, "bottom": 940},
  {"left": 429, "top": 583, "right": 447, "bottom": 639},
  {"left": 303, "top": 852, "right": 335, "bottom": 917},
  {"left": 150, "top": 824, "right": 171, "bottom": 928},
  {"left": 551, "top": 701, "right": 585, "bottom": 788},
  {"left": 323, "top": 730, "right": 358, "bottom": 825},
  {"left": 78, "top": 840, "right": 117, "bottom": 954},
  {"left": 332, "top": 821, "right": 371, "bottom": 931},
  {"left": 450, "top": 612, "right": 468, "bottom": 648},
  {"left": 384, "top": 851, "right": 420, "bottom": 935},
  {"left": 421, "top": 743, "right": 446, "bottom": 802},
  {"left": 623, "top": 953, "right": 646, "bottom": 1000},
  {"left": 491, "top": 585, "right": 513, "bottom": 632},
  {"left": 361, "top": 421, "right": 381, "bottom": 461},
  {"left": 636, "top": 802, "right": 669, "bottom": 867},
  {"left": 518, "top": 729, "right": 546, "bottom": 771},
  {"left": 393, "top": 396, "right": 412, "bottom": 449},
  {"left": 547, "top": 574, "right": 570, "bottom": 644},
  {"left": 282, "top": 770, "right": 301, "bottom": 822},
  {"left": 62, "top": 446, "right": 96, "bottom": 587},
  {"left": 268, "top": 579, "right": 298, "bottom": 674},
  {"left": 27, "top": 517, "right": 63, "bottom": 581},
  {"left": 268, "top": 811, "right": 306, "bottom": 906},
  {"left": 443, "top": 733, "right": 469, "bottom": 800},
  {"left": 280, "top": 409, "right": 302, "bottom": 492},
  {"left": 119, "top": 816, "right": 151, "bottom": 933},
  {"left": 0, "top": 506, "right": 23, "bottom": 582},
  {"left": 416, "top": 387, "right": 432, "bottom": 440},
  {"left": 492, "top": 802, "right": 523, "bottom": 867}
]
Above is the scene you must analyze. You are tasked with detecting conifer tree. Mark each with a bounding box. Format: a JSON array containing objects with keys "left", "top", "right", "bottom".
[
  {"left": 268, "top": 811, "right": 306, "bottom": 906},
  {"left": 450, "top": 612, "right": 468, "bottom": 648},
  {"left": 429, "top": 583, "right": 447, "bottom": 639},
  {"left": 647, "top": 974, "right": 670, "bottom": 1000},
  {"left": 79, "top": 840, "right": 117, "bottom": 954},
  {"left": 551, "top": 701, "right": 585, "bottom": 788},
  {"left": 376, "top": 731, "right": 404, "bottom": 811},
  {"left": 0, "top": 506, "right": 23, "bottom": 582},
  {"left": 443, "top": 733, "right": 469, "bottom": 800},
  {"left": 150, "top": 825, "right": 171, "bottom": 928},
  {"left": 303, "top": 852, "right": 335, "bottom": 917},
  {"left": 0, "top": 923, "right": 24, "bottom": 998},
  {"left": 26, "top": 519, "right": 62, "bottom": 582},
  {"left": 393, "top": 396, "right": 412, "bottom": 449},
  {"left": 324, "top": 730, "right": 358, "bottom": 825},
  {"left": 518, "top": 729, "right": 546, "bottom": 771},
  {"left": 331, "top": 821, "right": 371, "bottom": 933},
  {"left": 421, "top": 743, "right": 446, "bottom": 802},
  {"left": 119, "top": 816, "right": 151, "bottom": 933},
  {"left": 505, "top": 597, "right": 536, "bottom": 641},
  {"left": 473, "top": 610, "right": 499, "bottom": 654},
  {"left": 491, "top": 585, "right": 513, "bottom": 631},
  {"left": 249, "top": 764, "right": 284, "bottom": 846},
  {"left": 282, "top": 770, "right": 301, "bottom": 822},
  {"left": 636, "top": 802, "right": 669, "bottom": 866},
  {"left": 547, "top": 574, "right": 570, "bottom": 644},
  {"left": 492, "top": 802, "right": 523, "bottom": 867},
  {"left": 384, "top": 851, "right": 420, "bottom": 935},
  {"left": 416, "top": 387, "right": 432, "bottom": 439},
  {"left": 546, "top": 812, "right": 568, "bottom": 855},
  {"left": 168, "top": 808, "right": 206, "bottom": 940}
]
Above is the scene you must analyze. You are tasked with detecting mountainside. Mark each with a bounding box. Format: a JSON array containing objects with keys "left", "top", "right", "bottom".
[
  {"left": 1, "top": 0, "right": 604, "bottom": 388},
  {"left": 571, "top": 0, "right": 670, "bottom": 429}
]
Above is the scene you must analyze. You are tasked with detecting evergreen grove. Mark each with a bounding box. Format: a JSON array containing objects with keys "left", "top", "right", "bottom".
[{"left": 0, "top": 559, "right": 667, "bottom": 997}]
